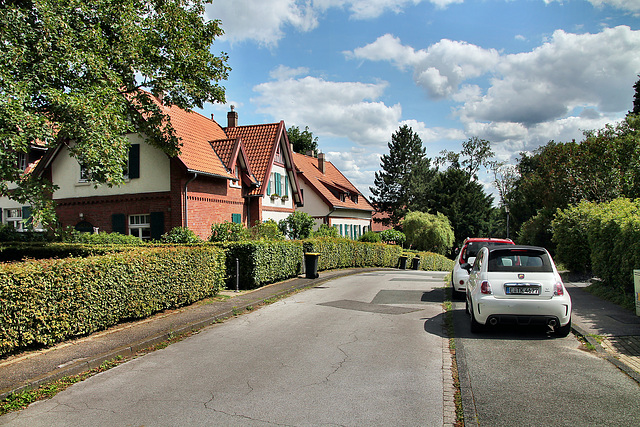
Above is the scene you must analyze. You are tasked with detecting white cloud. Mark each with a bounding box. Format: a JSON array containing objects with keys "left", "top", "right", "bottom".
[
  {"left": 252, "top": 69, "right": 402, "bottom": 146},
  {"left": 326, "top": 149, "right": 381, "bottom": 197},
  {"left": 546, "top": 0, "right": 640, "bottom": 13},
  {"left": 208, "top": 0, "right": 463, "bottom": 45}
]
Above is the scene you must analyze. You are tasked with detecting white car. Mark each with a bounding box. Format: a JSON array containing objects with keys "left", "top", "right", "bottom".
[
  {"left": 451, "top": 237, "right": 514, "bottom": 297},
  {"left": 464, "top": 245, "right": 572, "bottom": 337}
]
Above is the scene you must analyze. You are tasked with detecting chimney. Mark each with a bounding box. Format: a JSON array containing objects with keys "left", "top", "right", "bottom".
[
  {"left": 227, "top": 105, "right": 238, "bottom": 128},
  {"left": 318, "top": 152, "right": 326, "bottom": 174},
  {"left": 306, "top": 150, "right": 314, "bottom": 157},
  {"left": 210, "top": 113, "right": 215, "bottom": 121}
]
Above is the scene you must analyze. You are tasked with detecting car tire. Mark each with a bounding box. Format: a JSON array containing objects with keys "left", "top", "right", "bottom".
[
  {"left": 555, "top": 318, "right": 571, "bottom": 337},
  {"left": 465, "top": 297, "right": 470, "bottom": 315},
  {"left": 469, "top": 302, "right": 483, "bottom": 333}
]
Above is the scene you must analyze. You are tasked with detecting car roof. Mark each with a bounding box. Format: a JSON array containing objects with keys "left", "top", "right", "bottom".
[
  {"left": 464, "top": 237, "right": 514, "bottom": 244},
  {"left": 486, "top": 245, "right": 548, "bottom": 253}
]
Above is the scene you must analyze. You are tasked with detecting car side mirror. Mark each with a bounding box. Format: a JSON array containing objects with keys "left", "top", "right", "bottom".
[{"left": 461, "top": 263, "right": 472, "bottom": 273}]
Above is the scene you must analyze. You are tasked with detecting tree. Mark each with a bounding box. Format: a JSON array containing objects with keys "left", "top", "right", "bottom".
[
  {"left": 631, "top": 75, "right": 640, "bottom": 116},
  {"left": 401, "top": 211, "right": 454, "bottom": 254},
  {"left": 437, "top": 137, "right": 494, "bottom": 179},
  {"left": 287, "top": 126, "right": 319, "bottom": 155},
  {"left": 0, "top": 0, "right": 230, "bottom": 225},
  {"left": 370, "top": 125, "right": 427, "bottom": 226}
]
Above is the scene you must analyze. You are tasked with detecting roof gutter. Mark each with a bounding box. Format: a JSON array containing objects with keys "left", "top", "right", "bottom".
[{"left": 184, "top": 173, "right": 198, "bottom": 228}]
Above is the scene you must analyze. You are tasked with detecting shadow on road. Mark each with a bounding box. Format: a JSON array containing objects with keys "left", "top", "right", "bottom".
[{"left": 452, "top": 307, "right": 561, "bottom": 341}]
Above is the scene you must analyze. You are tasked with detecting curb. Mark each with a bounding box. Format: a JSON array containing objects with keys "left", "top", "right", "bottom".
[{"left": 571, "top": 323, "right": 640, "bottom": 385}]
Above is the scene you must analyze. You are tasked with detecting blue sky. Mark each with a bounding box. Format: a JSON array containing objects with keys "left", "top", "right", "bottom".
[{"left": 202, "top": 0, "right": 640, "bottom": 201}]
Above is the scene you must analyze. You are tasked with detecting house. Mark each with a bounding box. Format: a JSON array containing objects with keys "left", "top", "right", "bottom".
[
  {"left": 2, "top": 95, "right": 303, "bottom": 240},
  {"left": 292, "top": 151, "right": 373, "bottom": 239}
]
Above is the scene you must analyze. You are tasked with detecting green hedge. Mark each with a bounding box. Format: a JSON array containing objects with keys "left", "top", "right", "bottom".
[
  {"left": 552, "top": 198, "right": 640, "bottom": 293},
  {"left": 303, "top": 238, "right": 403, "bottom": 270},
  {"left": 411, "top": 251, "right": 455, "bottom": 272},
  {"left": 221, "top": 240, "right": 303, "bottom": 290},
  {"left": 0, "top": 242, "right": 137, "bottom": 262},
  {"left": 0, "top": 246, "right": 225, "bottom": 356}
]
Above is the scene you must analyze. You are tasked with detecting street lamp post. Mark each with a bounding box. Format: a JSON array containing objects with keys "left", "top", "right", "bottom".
[{"left": 505, "top": 205, "right": 510, "bottom": 239}]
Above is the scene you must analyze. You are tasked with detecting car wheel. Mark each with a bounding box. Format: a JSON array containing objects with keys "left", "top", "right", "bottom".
[
  {"left": 465, "top": 297, "right": 470, "bottom": 315},
  {"left": 469, "top": 302, "right": 483, "bottom": 333},
  {"left": 555, "top": 318, "right": 571, "bottom": 337}
]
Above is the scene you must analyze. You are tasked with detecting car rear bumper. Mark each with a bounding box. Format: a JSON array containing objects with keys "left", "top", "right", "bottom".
[{"left": 474, "top": 297, "right": 571, "bottom": 326}]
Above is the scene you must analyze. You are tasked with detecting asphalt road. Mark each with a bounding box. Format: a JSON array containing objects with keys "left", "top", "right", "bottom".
[
  {"left": 452, "top": 299, "right": 640, "bottom": 427},
  {"left": 0, "top": 270, "right": 450, "bottom": 426}
]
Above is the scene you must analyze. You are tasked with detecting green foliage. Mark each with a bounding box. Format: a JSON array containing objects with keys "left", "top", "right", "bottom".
[
  {"left": 287, "top": 125, "right": 318, "bottom": 155},
  {"left": 0, "top": 225, "right": 48, "bottom": 243},
  {"left": 210, "top": 221, "right": 249, "bottom": 243},
  {"left": 221, "top": 240, "right": 303, "bottom": 289},
  {"left": 303, "top": 238, "right": 403, "bottom": 270},
  {"left": 380, "top": 229, "right": 406, "bottom": 245},
  {"left": 412, "top": 250, "right": 455, "bottom": 272},
  {"left": 160, "top": 227, "right": 202, "bottom": 244},
  {"left": 249, "top": 220, "right": 284, "bottom": 240},
  {"left": 66, "top": 231, "right": 144, "bottom": 245},
  {"left": 358, "top": 230, "right": 381, "bottom": 243},
  {"left": 552, "top": 201, "right": 597, "bottom": 272},
  {"left": 311, "top": 224, "right": 340, "bottom": 238},
  {"left": 370, "top": 125, "right": 428, "bottom": 227},
  {"left": 279, "top": 211, "right": 315, "bottom": 240},
  {"left": 0, "top": 0, "right": 230, "bottom": 222},
  {"left": 0, "top": 246, "right": 226, "bottom": 355},
  {"left": 0, "top": 243, "right": 133, "bottom": 262},
  {"left": 401, "top": 211, "right": 454, "bottom": 254},
  {"left": 518, "top": 209, "right": 555, "bottom": 250}
]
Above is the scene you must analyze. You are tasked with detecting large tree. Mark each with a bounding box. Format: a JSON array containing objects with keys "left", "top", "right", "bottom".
[
  {"left": 287, "top": 125, "right": 318, "bottom": 155},
  {"left": 0, "top": 0, "right": 230, "bottom": 224},
  {"left": 370, "top": 125, "right": 428, "bottom": 226}
]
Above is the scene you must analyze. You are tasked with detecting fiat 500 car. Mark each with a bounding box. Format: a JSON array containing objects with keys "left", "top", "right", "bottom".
[
  {"left": 451, "top": 237, "right": 514, "bottom": 297},
  {"left": 464, "top": 245, "right": 572, "bottom": 337}
]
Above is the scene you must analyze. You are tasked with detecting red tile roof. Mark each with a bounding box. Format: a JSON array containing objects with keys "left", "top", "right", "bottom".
[
  {"left": 160, "top": 104, "right": 234, "bottom": 179},
  {"left": 293, "top": 152, "right": 373, "bottom": 212}
]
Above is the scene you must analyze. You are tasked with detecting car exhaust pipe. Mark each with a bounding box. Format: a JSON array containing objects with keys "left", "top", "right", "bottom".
[
  {"left": 548, "top": 319, "right": 557, "bottom": 328},
  {"left": 489, "top": 317, "right": 498, "bottom": 326}
]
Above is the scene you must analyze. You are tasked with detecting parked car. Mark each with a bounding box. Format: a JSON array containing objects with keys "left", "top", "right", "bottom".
[
  {"left": 464, "top": 245, "right": 572, "bottom": 337},
  {"left": 451, "top": 237, "right": 514, "bottom": 297}
]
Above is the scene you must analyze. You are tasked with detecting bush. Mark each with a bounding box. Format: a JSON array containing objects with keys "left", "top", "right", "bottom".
[
  {"left": 249, "top": 220, "right": 284, "bottom": 240},
  {"left": 358, "top": 230, "right": 381, "bottom": 243},
  {"left": 279, "top": 211, "right": 315, "bottom": 240},
  {"left": 518, "top": 208, "right": 555, "bottom": 252},
  {"left": 161, "top": 227, "right": 202, "bottom": 243},
  {"left": 210, "top": 221, "right": 249, "bottom": 242},
  {"left": 66, "top": 230, "right": 144, "bottom": 245},
  {"left": 311, "top": 224, "right": 339, "bottom": 238},
  {"left": 380, "top": 229, "right": 406, "bottom": 246},
  {"left": 0, "top": 246, "right": 226, "bottom": 356},
  {"left": 552, "top": 202, "right": 596, "bottom": 273},
  {"left": 303, "top": 238, "right": 402, "bottom": 270},
  {"left": 401, "top": 211, "right": 454, "bottom": 254}
]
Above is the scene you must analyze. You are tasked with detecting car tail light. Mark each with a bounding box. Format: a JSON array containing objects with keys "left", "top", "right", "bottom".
[
  {"left": 459, "top": 280, "right": 465, "bottom": 285},
  {"left": 480, "top": 280, "right": 492, "bottom": 294},
  {"left": 554, "top": 281, "right": 564, "bottom": 296}
]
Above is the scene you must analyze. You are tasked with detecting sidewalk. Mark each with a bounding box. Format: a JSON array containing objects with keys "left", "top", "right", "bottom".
[
  {"left": 0, "top": 268, "right": 381, "bottom": 401},
  {"left": 565, "top": 280, "right": 640, "bottom": 383},
  {"left": 1, "top": 270, "right": 638, "bottom": 402}
]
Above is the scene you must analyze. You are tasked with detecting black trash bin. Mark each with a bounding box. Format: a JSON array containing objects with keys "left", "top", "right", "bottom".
[
  {"left": 411, "top": 257, "right": 421, "bottom": 270},
  {"left": 304, "top": 252, "right": 320, "bottom": 279},
  {"left": 398, "top": 255, "right": 408, "bottom": 269}
]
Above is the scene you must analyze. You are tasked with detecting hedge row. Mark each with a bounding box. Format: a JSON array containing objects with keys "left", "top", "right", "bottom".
[
  {"left": 0, "top": 243, "right": 135, "bottom": 262},
  {"left": 303, "top": 238, "right": 403, "bottom": 270},
  {"left": 0, "top": 246, "right": 225, "bottom": 356},
  {"left": 220, "top": 240, "right": 304, "bottom": 290},
  {"left": 411, "top": 251, "right": 455, "bottom": 272},
  {"left": 552, "top": 198, "right": 640, "bottom": 292}
]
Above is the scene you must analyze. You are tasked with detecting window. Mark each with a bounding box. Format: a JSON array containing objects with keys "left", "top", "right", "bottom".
[
  {"left": 79, "top": 163, "right": 90, "bottom": 182},
  {"left": 232, "top": 213, "right": 242, "bottom": 224},
  {"left": 4, "top": 208, "right": 23, "bottom": 230},
  {"left": 268, "top": 172, "right": 287, "bottom": 196},
  {"left": 230, "top": 165, "right": 241, "bottom": 188},
  {"left": 129, "top": 214, "right": 151, "bottom": 240},
  {"left": 17, "top": 152, "right": 27, "bottom": 171},
  {"left": 274, "top": 144, "right": 284, "bottom": 164}
]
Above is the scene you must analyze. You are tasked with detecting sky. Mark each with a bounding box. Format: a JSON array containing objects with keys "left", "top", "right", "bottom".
[{"left": 200, "top": 0, "right": 640, "bottom": 202}]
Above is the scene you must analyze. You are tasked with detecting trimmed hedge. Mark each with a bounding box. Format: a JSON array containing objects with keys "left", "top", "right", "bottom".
[
  {"left": 552, "top": 198, "right": 640, "bottom": 294},
  {"left": 221, "top": 240, "right": 303, "bottom": 289},
  {"left": 411, "top": 251, "right": 455, "bottom": 272},
  {"left": 303, "top": 238, "right": 403, "bottom": 270},
  {"left": 0, "top": 243, "right": 136, "bottom": 262},
  {"left": 0, "top": 246, "right": 225, "bottom": 356}
]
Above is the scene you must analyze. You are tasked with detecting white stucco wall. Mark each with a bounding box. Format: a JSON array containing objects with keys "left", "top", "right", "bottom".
[
  {"left": 52, "top": 134, "right": 171, "bottom": 199},
  {"left": 262, "top": 163, "right": 294, "bottom": 210}
]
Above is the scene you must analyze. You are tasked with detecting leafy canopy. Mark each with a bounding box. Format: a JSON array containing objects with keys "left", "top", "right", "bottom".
[
  {"left": 0, "top": 0, "right": 230, "bottom": 224},
  {"left": 287, "top": 125, "right": 318, "bottom": 155}
]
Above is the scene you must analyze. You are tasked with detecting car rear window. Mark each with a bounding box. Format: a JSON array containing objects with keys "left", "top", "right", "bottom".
[
  {"left": 464, "top": 241, "right": 512, "bottom": 260},
  {"left": 487, "top": 249, "right": 553, "bottom": 272}
]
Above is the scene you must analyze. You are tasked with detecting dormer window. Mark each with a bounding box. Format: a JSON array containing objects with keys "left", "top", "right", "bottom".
[
  {"left": 351, "top": 194, "right": 358, "bottom": 204},
  {"left": 274, "top": 143, "right": 284, "bottom": 165}
]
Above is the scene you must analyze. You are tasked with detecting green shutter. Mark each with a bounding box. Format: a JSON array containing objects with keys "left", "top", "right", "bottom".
[
  {"left": 112, "top": 214, "right": 126, "bottom": 234},
  {"left": 275, "top": 173, "right": 281, "bottom": 196},
  {"left": 150, "top": 211, "right": 164, "bottom": 240},
  {"left": 285, "top": 175, "right": 289, "bottom": 197},
  {"left": 232, "top": 213, "right": 241, "bottom": 224},
  {"left": 267, "top": 173, "right": 271, "bottom": 195},
  {"left": 128, "top": 144, "right": 140, "bottom": 179}
]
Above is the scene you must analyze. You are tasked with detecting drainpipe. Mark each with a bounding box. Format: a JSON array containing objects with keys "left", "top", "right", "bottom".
[
  {"left": 184, "top": 173, "right": 198, "bottom": 228},
  {"left": 326, "top": 207, "right": 336, "bottom": 225}
]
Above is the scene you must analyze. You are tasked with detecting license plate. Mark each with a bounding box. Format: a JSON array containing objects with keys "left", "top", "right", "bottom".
[{"left": 505, "top": 286, "right": 540, "bottom": 295}]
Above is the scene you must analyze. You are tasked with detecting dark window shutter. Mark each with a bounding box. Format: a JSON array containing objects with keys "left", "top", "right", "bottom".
[
  {"left": 22, "top": 206, "right": 32, "bottom": 228},
  {"left": 112, "top": 214, "right": 126, "bottom": 234},
  {"left": 150, "top": 211, "right": 164, "bottom": 240},
  {"left": 285, "top": 175, "right": 289, "bottom": 197},
  {"left": 128, "top": 144, "right": 140, "bottom": 179},
  {"left": 232, "top": 213, "right": 241, "bottom": 224}
]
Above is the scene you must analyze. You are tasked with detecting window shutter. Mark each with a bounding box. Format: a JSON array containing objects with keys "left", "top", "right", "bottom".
[
  {"left": 22, "top": 206, "right": 32, "bottom": 228},
  {"left": 232, "top": 213, "right": 241, "bottom": 224},
  {"left": 267, "top": 173, "right": 272, "bottom": 195},
  {"left": 112, "top": 214, "right": 126, "bottom": 234},
  {"left": 275, "top": 173, "right": 281, "bottom": 196},
  {"left": 128, "top": 144, "right": 140, "bottom": 179},
  {"left": 150, "top": 212, "right": 164, "bottom": 240},
  {"left": 339, "top": 224, "right": 343, "bottom": 236},
  {"left": 285, "top": 175, "right": 289, "bottom": 197}
]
